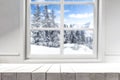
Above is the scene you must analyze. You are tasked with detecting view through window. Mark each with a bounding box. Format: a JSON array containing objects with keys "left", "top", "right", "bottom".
[{"left": 28, "top": 0, "right": 97, "bottom": 57}]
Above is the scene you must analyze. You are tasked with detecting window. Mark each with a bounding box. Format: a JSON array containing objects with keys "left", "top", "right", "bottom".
[{"left": 26, "top": 0, "right": 102, "bottom": 62}]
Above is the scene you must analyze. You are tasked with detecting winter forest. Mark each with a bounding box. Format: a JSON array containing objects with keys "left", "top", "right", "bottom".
[{"left": 31, "top": 4, "right": 93, "bottom": 54}]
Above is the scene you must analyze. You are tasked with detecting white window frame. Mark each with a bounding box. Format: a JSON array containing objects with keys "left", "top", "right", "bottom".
[{"left": 22, "top": 0, "right": 104, "bottom": 62}]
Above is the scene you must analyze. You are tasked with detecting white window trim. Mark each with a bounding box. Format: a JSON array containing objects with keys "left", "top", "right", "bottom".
[{"left": 19, "top": 0, "right": 105, "bottom": 62}]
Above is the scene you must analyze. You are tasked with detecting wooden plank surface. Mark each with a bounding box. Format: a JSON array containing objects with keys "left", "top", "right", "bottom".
[
  {"left": 61, "top": 64, "right": 75, "bottom": 80},
  {"left": 0, "top": 64, "right": 22, "bottom": 72},
  {"left": 61, "top": 64, "right": 74, "bottom": 73},
  {"left": 89, "top": 73, "right": 95, "bottom": 80},
  {"left": 72, "top": 64, "right": 120, "bottom": 73},
  {"left": 33, "top": 64, "right": 52, "bottom": 73},
  {"left": 32, "top": 64, "right": 52, "bottom": 80},
  {"left": 9, "top": 64, "right": 42, "bottom": 73},
  {"left": 47, "top": 64, "right": 60, "bottom": 73},
  {"left": 95, "top": 73, "right": 105, "bottom": 80},
  {"left": 0, "top": 64, "right": 120, "bottom": 73},
  {"left": 17, "top": 73, "right": 31, "bottom": 80},
  {"left": 77, "top": 73, "right": 105, "bottom": 80},
  {"left": 0, "top": 64, "right": 120, "bottom": 80},
  {"left": 105, "top": 73, "right": 119, "bottom": 80},
  {"left": 76, "top": 73, "right": 90, "bottom": 80},
  {"left": 2, "top": 73, "right": 16, "bottom": 80},
  {"left": 61, "top": 73, "right": 76, "bottom": 80},
  {"left": 32, "top": 73, "right": 45, "bottom": 80},
  {"left": 47, "top": 64, "right": 61, "bottom": 80},
  {"left": 0, "top": 73, "right": 2, "bottom": 80}
]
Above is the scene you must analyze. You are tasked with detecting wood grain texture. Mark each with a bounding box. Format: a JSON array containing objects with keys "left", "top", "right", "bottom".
[
  {"left": 14, "top": 64, "right": 42, "bottom": 72},
  {"left": 61, "top": 64, "right": 74, "bottom": 73},
  {"left": 0, "top": 65, "right": 22, "bottom": 72},
  {"left": 0, "top": 73, "right": 1, "bottom": 80},
  {"left": 89, "top": 73, "right": 105, "bottom": 80},
  {"left": 47, "top": 64, "right": 60, "bottom": 80},
  {"left": 76, "top": 73, "right": 90, "bottom": 80},
  {"left": 32, "top": 73, "right": 45, "bottom": 80},
  {"left": 17, "top": 73, "right": 31, "bottom": 80},
  {"left": 32, "top": 64, "right": 51, "bottom": 80},
  {"left": 33, "top": 64, "right": 52, "bottom": 72},
  {"left": 89, "top": 73, "right": 96, "bottom": 80},
  {"left": 47, "top": 64, "right": 60, "bottom": 73},
  {"left": 105, "top": 73, "right": 119, "bottom": 80},
  {"left": 61, "top": 73, "right": 76, "bottom": 80},
  {"left": 47, "top": 73, "right": 61, "bottom": 80},
  {"left": 2, "top": 73, "right": 16, "bottom": 80},
  {"left": 95, "top": 73, "right": 105, "bottom": 80},
  {"left": 0, "top": 73, "right": 120, "bottom": 80},
  {"left": 1, "top": 65, "right": 120, "bottom": 80}
]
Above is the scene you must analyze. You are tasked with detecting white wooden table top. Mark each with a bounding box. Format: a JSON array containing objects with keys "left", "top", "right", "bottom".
[{"left": 0, "top": 63, "right": 120, "bottom": 73}]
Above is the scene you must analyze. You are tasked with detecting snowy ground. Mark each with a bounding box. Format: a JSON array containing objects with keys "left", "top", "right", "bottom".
[
  {"left": 64, "top": 44, "right": 93, "bottom": 55},
  {"left": 31, "top": 44, "right": 93, "bottom": 55},
  {"left": 31, "top": 45, "right": 60, "bottom": 55}
]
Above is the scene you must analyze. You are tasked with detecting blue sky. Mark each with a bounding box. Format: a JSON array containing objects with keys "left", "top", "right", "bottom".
[
  {"left": 31, "top": 2, "right": 94, "bottom": 28},
  {"left": 64, "top": 4, "right": 93, "bottom": 25}
]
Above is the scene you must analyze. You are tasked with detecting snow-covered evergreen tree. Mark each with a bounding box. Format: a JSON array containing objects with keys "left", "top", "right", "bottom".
[
  {"left": 31, "top": 5, "right": 60, "bottom": 47},
  {"left": 80, "top": 30, "right": 85, "bottom": 44},
  {"left": 64, "top": 30, "right": 86, "bottom": 44},
  {"left": 32, "top": 5, "right": 42, "bottom": 28},
  {"left": 42, "top": 5, "right": 58, "bottom": 28}
]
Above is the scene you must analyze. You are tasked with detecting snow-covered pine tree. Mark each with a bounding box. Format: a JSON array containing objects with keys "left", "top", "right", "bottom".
[
  {"left": 75, "top": 30, "right": 81, "bottom": 44},
  {"left": 32, "top": 4, "right": 41, "bottom": 28},
  {"left": 51, "top": 10, "right": 55, "bottom": 26},
  {"left": 31, "top": 5, "right": 60, "bottom": 47},
  {"left": 42, "top": 5, "right": 58, "bottom": 28},
  {"left": 64, "top": 31, "right": 72, "bottom": 43},
  {"left": 49, "top": 31, "right": 60, "bottom": 47},
  {"left": 85, "top": 36, "right": 93, "bottom": 49},
  {"left": 31, "top": 31, "right": 41, "bottom": 45},
  {"left": 80, "top": 30, "right": 85, "bottom": 44},
  {"left": 42, "top": 5, "right": 51, "bottom": 28},
  {"left": 42, "top": 5, "right": 59, "bottom": 47},
  {"left": 43, "top": 30, "right": 60, "bottom": 47},
  {"left": 31, "top": 5, "right": 42, "bottom": 45}
]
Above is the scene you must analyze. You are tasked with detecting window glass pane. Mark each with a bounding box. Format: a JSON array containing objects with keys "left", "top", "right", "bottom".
[
  {"left": 31, "top": 30, "right": 60, "bottom": 55},
  {"left": 31, "top": 4, "right": 60, "bottom": 28},
  {"left": 64, "top": 30, "right": 93, "bottom": 54},
  {"left": 64, "top": 4, "right": 94, "bottom": 29},
  {"left": 31, "top": 0, "right": 60, "bottom": 2},
  {"left": 64, "top": 0, "right": 94, "bottom": 2}
]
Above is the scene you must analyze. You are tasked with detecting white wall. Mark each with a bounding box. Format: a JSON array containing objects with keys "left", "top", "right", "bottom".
[
  {"left": 0, "top": 0, "right": 23, "bottom": 63},
  {"left": 104, "top": 0, "right": 120, "bottom": 62},
  {"left": 0, "top": 0, "right": 120, "bottom": 63},
  {"left": 105, "top": 0, "right": 120, "bottom": 54},
  {"left": 0, "top": 0, "right": 19, "bottom": 54}
]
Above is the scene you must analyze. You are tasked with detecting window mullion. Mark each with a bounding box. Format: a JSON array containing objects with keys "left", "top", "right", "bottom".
[
  {"left": 30, "top": 1, "right": 94, "bottom": 5},
  {"left": 60, "top": 0, "right": 64, "bottom": 55},
  {"left": 64, "top": 28, "right": 94, "bottom": 30},
  {"left": 30, "top": 28, "right": 61, "bottom": 30},
  {"left": 30, "top": 2, "right": 60, "bottom": 4},
  {"left": 27, "top": 0, "right": 31, "bottom": 58},
  {"left": 64, "top": 2, "right": 94, "bottom": 4},
  {"left": 93, "top": 0, "right": 98, "bottom": 56}
]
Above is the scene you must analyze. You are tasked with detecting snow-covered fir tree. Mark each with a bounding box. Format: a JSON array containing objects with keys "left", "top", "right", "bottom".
[
  {"left": 31, "top": 5, "right": 59, "bottom": 47},
  {"left": 64, "top": 30, "right": 93, "bottom": 49},
  {"left": 32, "top": 4, "right": 42, "bottom": 28},
  {"left": 42, "top": 5, "right": 58, "bottom": 28}
]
